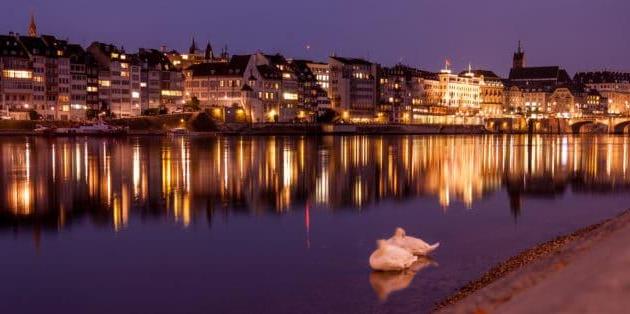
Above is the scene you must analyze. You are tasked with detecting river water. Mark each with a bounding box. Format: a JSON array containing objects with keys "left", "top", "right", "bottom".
[{"left": 1, "top": 135, "right": 629, "bottom": 313}]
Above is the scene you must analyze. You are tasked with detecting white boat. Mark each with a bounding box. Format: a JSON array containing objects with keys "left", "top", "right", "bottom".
[
  {"left": 54, "top": 122, "right": 127, "bottom": 136},
  {"left": 168, "top": 127, "right": 189, "bottom": 136}
]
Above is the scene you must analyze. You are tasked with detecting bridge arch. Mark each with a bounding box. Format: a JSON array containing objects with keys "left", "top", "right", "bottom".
[
  {"left": 570, "top": 121, "right": 608, "bottom": 134},
  {"left": 613, "top": 120, "right": 630, "bottom": 134}
]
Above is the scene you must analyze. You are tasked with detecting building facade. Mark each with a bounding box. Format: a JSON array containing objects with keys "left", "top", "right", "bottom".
[
  {"left": 87, "top": 42, "right": 142, "bottom": 118},
  {"left": 378, "top": 64, "right": 426, "bottom": 123},
  {"left": 136, "top": 48, "right": 184, "bottom": 113},
  {"left": 574, "top": 71, "right": 630, "bottom": 115},
  {"left": 328, "top": 56, "right": 378, "bottom": 121}
]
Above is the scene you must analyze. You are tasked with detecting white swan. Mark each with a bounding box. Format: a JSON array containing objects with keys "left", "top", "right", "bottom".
[
  {"left": 369, "top": 257, "right": 437, "bottom": 301},
  {"left": 369, "top": 240, "right": 418, "bottom": 271},
  {"left": 387, "top": 227, "right": 440, "bottom": 256}
]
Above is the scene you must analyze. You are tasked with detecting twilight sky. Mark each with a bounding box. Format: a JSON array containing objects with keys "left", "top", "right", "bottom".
[{"left": 2, "top": 0, "right": 630, "bottom": 76}]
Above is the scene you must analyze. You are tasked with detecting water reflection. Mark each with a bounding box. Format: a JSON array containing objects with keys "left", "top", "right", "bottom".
[
  {"left": 1, "top": 135, "right": 629, "bottom": 234},
  {"left": 369, "top": 257, "right": 438, "bottom": 302}
]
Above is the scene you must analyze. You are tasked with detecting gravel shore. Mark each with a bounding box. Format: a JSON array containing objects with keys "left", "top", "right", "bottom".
[{"left": 435, "top": 209, "right": 630, "bottom": 313}]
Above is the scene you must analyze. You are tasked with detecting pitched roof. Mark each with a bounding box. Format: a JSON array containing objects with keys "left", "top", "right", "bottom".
[
  {"left": 265, "top": 53, "right": 289, "bottom": 65},
  {"left": 330, "top": 56, "right": 373, "bottom": 66},
  {"left": 459, "top": 69, "right": 502, "bottom": 81},
  {"left": 574, "top": 71, "right": 630, "bottom": 84},
  {"left": 256, "top": 64, "right": 281, "bottom": 79},
  {"left": 382, "top": 64, "right": 434, "bottom": 80},
  {"left": 509, "top": 66, "right": 570, "bottom": 81},
  {"left": 187, "top": 62, "right": 243, "bottom": 77},
  {"left": 136, "top": 48, "right": 175, "bottom": 71},
  {"left": 229, "top": 55, "right": 251, "bottom": 70},
  {"left": 0, "top": 35, "right": 29, "bottom": 57},
  {"left": 18, "top": 35, "right": 56, "bottom": 57}
]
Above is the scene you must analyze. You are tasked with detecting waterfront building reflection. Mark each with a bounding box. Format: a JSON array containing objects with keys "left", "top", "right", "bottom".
[{"left": 0, "top": 135, "right": 629, "bottom": 234}]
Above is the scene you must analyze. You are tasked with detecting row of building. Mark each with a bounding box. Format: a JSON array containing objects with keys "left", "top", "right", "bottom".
[{"left": 2, "top": 18, "right": 630, "bottom": 122}]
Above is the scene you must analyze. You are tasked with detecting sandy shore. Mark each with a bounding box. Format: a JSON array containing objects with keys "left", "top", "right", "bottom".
[{"left": 435, "top": 209, "right": 630, "bottom": 313}]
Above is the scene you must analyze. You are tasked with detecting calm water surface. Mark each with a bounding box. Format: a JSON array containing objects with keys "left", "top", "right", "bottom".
[{"left": 1, "top": 135, "right": 629, "bottom": 313}]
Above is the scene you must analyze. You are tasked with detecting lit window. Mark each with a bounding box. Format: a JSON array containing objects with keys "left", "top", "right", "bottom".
[
  {"left": 161, "top": 90, "right": 183, "bottom": 97},
  {"left": 131, "top": 91, "right": 140, "bottom": 99},
  {"left": 282, "top": 92, "right": 298, "bottom": 101},
  {"left": 99, "top": 80, "right": 111, "bottom": 87},
  {"left": 2, "top": 70, "right": 32, "bottom": 79}
]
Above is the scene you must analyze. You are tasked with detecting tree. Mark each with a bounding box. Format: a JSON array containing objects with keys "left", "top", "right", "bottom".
[
  {"left": 316, "top": 108, "right": 339, "bottom": 123},
  {"left": 28, "top": 110, "right": 41, "bottom": 121},
  {"left": 184, "top": 97, "right": 201, "bottom": 112},
  {"left": 188, "top": 112, "right": 218, "bottom": 132}
]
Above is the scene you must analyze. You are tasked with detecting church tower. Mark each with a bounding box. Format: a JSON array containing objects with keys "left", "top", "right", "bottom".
[
  {"left": 205, "top": 42, "right": 213, "bottom": 60},
  {"left": 512, "top": 40, "right": 525, "bottom": 69},
  {"left": 28, "top": 13, "right": 38, "bottom": 37},
  {"left": 189, "top": 37, "right": 198, "bottom": 54}
]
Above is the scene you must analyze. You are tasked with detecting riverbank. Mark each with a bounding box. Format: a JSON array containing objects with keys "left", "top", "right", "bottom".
[
  {"left": 1, "top": 116, "right": 627, "bottom": 136},
  {"left": 436, "top": 209, "right": 630, "bottom": 313}
]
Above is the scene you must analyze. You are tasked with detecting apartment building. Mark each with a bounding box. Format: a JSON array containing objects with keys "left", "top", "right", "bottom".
[
  {"left": 378, "top": 64, "right": 427, "bottom": 123},
  {"left": 328, "top": 56, "right": 378, "bottom": 121},
  {"left": 87, "top": 42, "right": 142, "bottom": 117},
  {"left": 574, "top": 71, "right": 630, "bottom": 115},
  {"left": 0, "top": 34, "right": 32, "bottom": 119},
  {"left": 136, "top": 48, "right": 183, "bottom": 113}
]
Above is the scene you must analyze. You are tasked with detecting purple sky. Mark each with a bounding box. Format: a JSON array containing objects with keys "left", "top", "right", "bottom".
[{"left": 3, "top": 0, "right": 630, "bottom": 76}]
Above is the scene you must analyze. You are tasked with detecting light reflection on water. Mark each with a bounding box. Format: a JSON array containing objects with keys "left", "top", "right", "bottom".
[{"left": 0, "top": 135, "right": 629, "bottom": 313}]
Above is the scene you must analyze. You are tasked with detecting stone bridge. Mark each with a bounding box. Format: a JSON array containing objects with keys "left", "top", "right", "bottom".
[{"left": 569, "top": 117, "right": 630, "bottom": 134}]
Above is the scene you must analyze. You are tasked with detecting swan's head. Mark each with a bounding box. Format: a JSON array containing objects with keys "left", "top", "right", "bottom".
[
  {"left": 394, "top": 227, "right": 406, "bottom": 238},
  {"left": 376, "top": 239, "right": 388, "bottom": 249}
]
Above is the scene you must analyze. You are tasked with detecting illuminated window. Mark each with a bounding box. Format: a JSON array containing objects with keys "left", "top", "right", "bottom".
[
  {"left": 131, "top": 91, "right": 140, "bottom": 99},
  {"left": 3, "top": 70, "right": 32, "bottom": 79},
  {"left": 120, "top": 71, "right": 129, "bottom": 77},
  {"left": 87, "top": 86, "right": 98, "bottom": 92},
  {"left": 282, "top": 92, "right": 298, "bottom": 101},
  {"left": 161, "top": 90, "right": 183, "bottom": 97},
  {"left": 99, "top": 80, "right": 111, "bottom": 87},
  {"left": 111, "top": 53, "right": 119, "bottom": 58},
  {"left": 62, "top": 105, "right": 70, "bottom": 112},
  {"left": 121, "top": 63, "right": 129, "bottom": 69},
  {"left": 140, "top": 82, "right": 147, "bottom": 87}
]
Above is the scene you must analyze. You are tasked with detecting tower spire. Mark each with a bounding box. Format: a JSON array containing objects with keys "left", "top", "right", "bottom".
[
  {"left": 28, "top": 12, "right": 38, "bottom": 37},
  {"left": 189, "top": 37, "right": 197, "bottom": 54},
  {"left": 513, "top": 40, "right": 525, "bottom": 69}
]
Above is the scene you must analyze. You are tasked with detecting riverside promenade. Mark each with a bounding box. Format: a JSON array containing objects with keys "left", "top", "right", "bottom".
[{"left": 439, "top": 210, "right": 630, "bottom": 314}]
